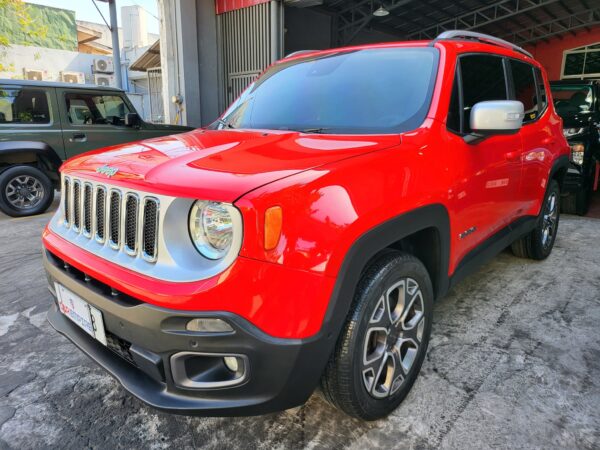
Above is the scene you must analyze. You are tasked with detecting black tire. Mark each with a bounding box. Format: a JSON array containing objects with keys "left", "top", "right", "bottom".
[
  {"left": 0, "top": 165, "right": 54, "bottom": 217},
  {"left": 511, "top": 179, "right": 560, "bottom": 260},
  {"left": 320, "top": 251, "right": 433, "bottom": 420}
]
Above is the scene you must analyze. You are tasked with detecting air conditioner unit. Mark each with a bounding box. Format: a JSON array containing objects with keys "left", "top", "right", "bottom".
[
  {"left": 23, "top": 68, "right": 48, "bottom": 81},
  {"left": 93, "top": 58, "right": 114, "bottom": 74},
  {"left": 60, "top": 71, "right": 85, "bottom": 84},
  {"left": 94, "top": 74, "right": 114, "bottom": 87}
]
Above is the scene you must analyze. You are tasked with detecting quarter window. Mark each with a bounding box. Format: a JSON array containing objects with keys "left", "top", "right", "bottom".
[
  {"left": 510, "top": 60, "right": 538, "bottom": 122},
  {"left": 534, "top": 68, "right": 547, "bottom": 113},
  {"left": 65, "top": 93, "right": 130, "bottom": 125},
  {"left": 0, "top": 88, "right": 50, "bottom": 124}
]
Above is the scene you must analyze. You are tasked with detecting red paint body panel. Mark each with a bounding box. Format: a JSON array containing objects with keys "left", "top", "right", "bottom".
[
  {"left": 44, "top": 40, "right": 570, "bottom": 339},
  {"left": 43, "top": 228, "right": 335, "bottom": 338}
]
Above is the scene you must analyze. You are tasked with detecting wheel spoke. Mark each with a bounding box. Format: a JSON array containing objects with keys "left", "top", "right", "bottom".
[
  {"left": 362, "top": 347, "right": 389, "bottom": 396},
  {"left": 370, "top": 295, "right": 391, "bottom": 328},
  {"left": 386, "top": 280, "right": 406, "bottom": 325}
]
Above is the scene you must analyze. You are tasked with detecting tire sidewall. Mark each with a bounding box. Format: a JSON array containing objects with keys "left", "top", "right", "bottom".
[
  {"left": 531, "top": 180, "right": 560, "bottom": 259},
  {"left": 0, "top": 165, "right": 54, "bottom": 217},
  {"left": 347, "top": 255, "right": 434, "bottom": 420}
]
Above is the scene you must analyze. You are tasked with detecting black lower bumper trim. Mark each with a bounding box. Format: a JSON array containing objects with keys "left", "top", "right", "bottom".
[{"left": 44, "top": 250, "right": 333, "bottom": 416}]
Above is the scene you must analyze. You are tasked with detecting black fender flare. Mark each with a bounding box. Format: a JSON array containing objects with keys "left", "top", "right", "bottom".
[
  {"left": 320, "top": 204, "right": 450, "bottom": 342},
  {"left": 0, "top": 141, "right": 63, "bottom": 171},
  {"left": 549, "top": 154, "right": 570, "bottom": 188}
]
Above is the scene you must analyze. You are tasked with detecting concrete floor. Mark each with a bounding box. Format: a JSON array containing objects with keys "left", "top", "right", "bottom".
[{"left": 0, "top": 199, "right": 599, "bottom": 450}]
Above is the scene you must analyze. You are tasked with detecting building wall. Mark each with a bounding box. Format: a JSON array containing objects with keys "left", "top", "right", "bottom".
[
  {"left": 525, "top": 27, "right": 600, "bottom": 80},
  {"left": 0, "top": 45, "right": 97, "bottom": 82}
]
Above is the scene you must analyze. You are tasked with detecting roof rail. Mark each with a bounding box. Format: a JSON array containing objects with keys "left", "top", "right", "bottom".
[
  {"left": 434, "top": 30, "right": 533, "bottom": 59},
  {"left": 285, "top": 50, "right": 318, "bottom": 59}
]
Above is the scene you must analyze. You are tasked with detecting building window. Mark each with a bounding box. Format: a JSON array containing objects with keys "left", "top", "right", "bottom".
[{"left": 561, "top": 42, "right": 600, "bottom": 79}]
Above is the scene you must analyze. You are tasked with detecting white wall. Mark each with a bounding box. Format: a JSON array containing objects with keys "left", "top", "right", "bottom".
[{"left": 0, "top": 45, "right": 97, "bottom": 82}]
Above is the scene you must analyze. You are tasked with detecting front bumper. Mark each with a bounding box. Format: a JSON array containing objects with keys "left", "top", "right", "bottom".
[{"left": 44, "top": 249, "right": 333, "bottom": 416}]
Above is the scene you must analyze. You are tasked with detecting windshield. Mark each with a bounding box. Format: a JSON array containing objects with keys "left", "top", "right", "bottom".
[
  {"left": 216, "top": 47, "right": 439, "bottom": 134},
  {"left": 550, "top": 85, "right": 593, "bottom": 115}
]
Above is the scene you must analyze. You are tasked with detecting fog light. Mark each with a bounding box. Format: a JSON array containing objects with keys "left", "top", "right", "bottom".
[
  {"left": 223, "top": 356, "right": 239, "bottom": 372},
  {"left": 570, "top": 143, "right": 585, "bottom": 166},
  {"left": 186, "top": 318, "right": 234, "bottom": 333}
]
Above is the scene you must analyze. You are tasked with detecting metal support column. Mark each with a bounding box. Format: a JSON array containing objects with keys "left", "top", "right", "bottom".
[{"left": 108, "top": 0, "right": 123, "bottom": 89}]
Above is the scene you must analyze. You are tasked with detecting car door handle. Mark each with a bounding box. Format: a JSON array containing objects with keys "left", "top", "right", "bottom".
[
  {"left": 505, "top": 151, "right": 521, "bottom": 162},
  {"left": 70, "top": 133, "right": 87, "bottom": 143}
]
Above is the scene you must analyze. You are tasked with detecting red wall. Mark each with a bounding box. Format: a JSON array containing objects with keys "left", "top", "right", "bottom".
[
  {"left": 525, "top": 27, "right": 600, "bottom": 80},
  {"left": 215, "top": 0, "right": 270, "bottom": 14}
]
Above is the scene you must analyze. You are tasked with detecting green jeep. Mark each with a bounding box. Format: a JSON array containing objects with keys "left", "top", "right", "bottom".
[{"left": 0, "top": 79, "right": 193, "bottom": 217}]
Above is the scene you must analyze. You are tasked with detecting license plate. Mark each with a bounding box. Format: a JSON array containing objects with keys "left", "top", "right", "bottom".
[{"left": 55, "top": 283, "right": 107, "bottom": 346}]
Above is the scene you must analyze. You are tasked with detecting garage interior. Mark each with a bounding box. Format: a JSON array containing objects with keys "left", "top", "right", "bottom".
[{"left": 158, "top": 0, "right": 600, "bottom": 128}]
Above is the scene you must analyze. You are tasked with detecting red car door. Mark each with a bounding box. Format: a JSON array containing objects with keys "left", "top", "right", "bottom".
[{"left": 446, "top": 54, "right": 523, "bottom": 268}]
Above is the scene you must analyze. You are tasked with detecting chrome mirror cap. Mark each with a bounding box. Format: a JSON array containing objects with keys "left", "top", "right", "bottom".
[{"left": 470, "top": 100, "right": 524, "bottom": 133}]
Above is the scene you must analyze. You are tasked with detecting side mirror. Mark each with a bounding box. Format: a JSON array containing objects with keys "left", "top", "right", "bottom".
[
  {"left": 465, "top": 100, "right": 524, "bottom": 144},
  {"left": 125, "top": 112, "right": 140, "bottom": 127}
]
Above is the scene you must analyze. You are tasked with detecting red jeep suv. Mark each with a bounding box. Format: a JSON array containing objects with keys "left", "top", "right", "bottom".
[{"left": 43, "top": 31, "right": 569, "bottom": 420}]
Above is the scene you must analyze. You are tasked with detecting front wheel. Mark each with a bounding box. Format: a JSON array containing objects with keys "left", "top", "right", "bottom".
[
  {"left": 511, "top": 179, "right": 560, "bottom": 260},
  {"left": 0, "top": 165, "right": 54, "bottom": 217},
  {"left": 320, "top": 251, "right": 433, "bottom": 420}
]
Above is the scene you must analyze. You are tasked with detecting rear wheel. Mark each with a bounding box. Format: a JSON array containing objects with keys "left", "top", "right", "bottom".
[
  {"left": 320, "top": 251, "right": 433, "bottom": 420},
  {"left": 0, "top": 165, "right": 54, "bottom": 217},
  {"left": 511, "top": 179, "right": 560, "bottom": 260}
]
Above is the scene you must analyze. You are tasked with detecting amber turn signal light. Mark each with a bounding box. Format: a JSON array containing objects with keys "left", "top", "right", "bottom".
[{"left": 264, "top": 206, "right": 283, "bottom": 250}]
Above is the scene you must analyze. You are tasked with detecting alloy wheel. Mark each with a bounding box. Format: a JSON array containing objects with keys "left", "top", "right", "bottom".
[
  {"left": 361, "top": 278, "right": 425, "bottom": 399},
  {"left": 4, "top": 175, "right": 45, "bottom": 210},
  {"left": 541, "top": 191, "right": 558, "bottom": 250}
]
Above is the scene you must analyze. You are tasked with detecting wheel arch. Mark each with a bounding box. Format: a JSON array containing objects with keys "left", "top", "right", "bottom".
[
  {"left": 320, "top": 204, "right": 450, "bottom": 341},
  {"left": 0, "top": 141, "right": 63, "bottom": 183},
  {"left": 549, "top": 154, "right": 569, "bottom": 191}
]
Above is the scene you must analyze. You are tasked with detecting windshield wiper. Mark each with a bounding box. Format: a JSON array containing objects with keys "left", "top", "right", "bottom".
[
  {"left": 217, "top": 118, "right": 236, "bottom": 129},
  {"left": 298, "top": 127, "right": 331, "bottom": 134}
]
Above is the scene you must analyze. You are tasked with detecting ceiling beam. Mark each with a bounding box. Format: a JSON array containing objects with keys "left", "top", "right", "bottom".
[
  {"left": 502, "top": 8, "right": 600, "bottom": 45},
  {"left": 406, "top": 0, "right": 560, "bottom": 40}
]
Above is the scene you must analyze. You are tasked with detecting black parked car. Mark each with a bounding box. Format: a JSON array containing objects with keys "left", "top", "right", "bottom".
[{"left": 550, "top": 80, "right": 599, "bottom": 215}]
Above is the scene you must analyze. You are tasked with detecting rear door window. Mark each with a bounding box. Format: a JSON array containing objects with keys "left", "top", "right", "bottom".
[
  {"left": 457, "top": 55, "right": 508, "bottom": 133},
  {"left": 65, "top": 93, "right": 130, "bottom": 126},
  {"left": 510, "top": 60, "right": 538, "bottom": 122},
  {"left": 0, "top": 88, "right": 50, "bottom": 124}
]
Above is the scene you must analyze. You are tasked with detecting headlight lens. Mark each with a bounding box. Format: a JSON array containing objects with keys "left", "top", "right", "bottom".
[
  {"left": 563, "top": 127, "right": 585, "bottom": 137},
  {"left": 570, "top": 142, "right": 585, "bottom": 166},
  {"left": 189, "top": 200, "right": 235, "bottom": 259}
]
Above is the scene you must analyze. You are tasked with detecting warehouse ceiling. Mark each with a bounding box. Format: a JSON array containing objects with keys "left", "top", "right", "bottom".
[{"left": 311, "top": 0, "right": 600, "bottom": 46}]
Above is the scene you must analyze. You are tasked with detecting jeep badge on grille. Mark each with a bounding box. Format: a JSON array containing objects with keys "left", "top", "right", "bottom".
[{"left": 96, "top": 165, "right": 119, "bottom": 177}]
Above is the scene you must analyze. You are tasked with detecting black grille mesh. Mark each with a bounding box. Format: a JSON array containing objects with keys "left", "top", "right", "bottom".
[
  {"left": 109, "top": 191, "right": 120, "bottom": 245},
  {"left": 83, "top": 184, "right": 92, "bottom": 234},
  {"left": 105, "top": 332, "right": 137, "bottom": 367},
  {"left": 96, "top": 188, "right": 106, "bottom": 241},
  {"left": 125, "top": 195, "right": 138, "bottom": 252},
  {"left": 62, "top": 179, "right": 158, "bottom": 262},
  {"left": 73, "top": 182, "right": 81, "bottom": 229},
  {"left": 142, "top": 199, "right": 158, "bottom": 260},
  {"left": 63, "top": 179, "right": 70, "bottom": 224}
]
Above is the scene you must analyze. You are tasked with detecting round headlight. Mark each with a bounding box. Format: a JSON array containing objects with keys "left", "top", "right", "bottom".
[{"left": 189, "top": 201, "right": 234, "bottom": 259}]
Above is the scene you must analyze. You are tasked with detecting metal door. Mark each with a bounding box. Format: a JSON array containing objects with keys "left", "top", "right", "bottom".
[{"left": 218, "top": 1, "right": 282, "bottom": 107}]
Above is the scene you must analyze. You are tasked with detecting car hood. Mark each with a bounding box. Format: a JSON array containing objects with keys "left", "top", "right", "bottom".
[{"left": 61, "top": 129, "right": 400, "bottom": 202}]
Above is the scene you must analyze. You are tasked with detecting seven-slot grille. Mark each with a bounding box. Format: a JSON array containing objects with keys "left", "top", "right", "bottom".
[{"left": 62, "top": 176, "right": 159, "bottom": 262}]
